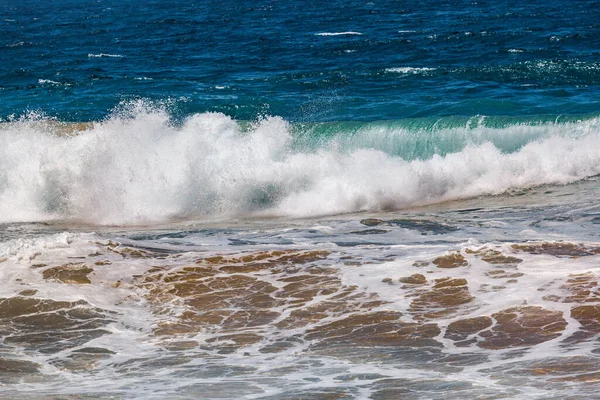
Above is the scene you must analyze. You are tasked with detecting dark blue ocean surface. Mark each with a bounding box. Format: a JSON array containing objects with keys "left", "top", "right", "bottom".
[{"left": 2, "top": 0, "right": 600, "bottom": 122}]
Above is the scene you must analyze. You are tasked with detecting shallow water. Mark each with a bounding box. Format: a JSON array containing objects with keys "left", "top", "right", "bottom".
[{"left": 1, "top": 178, "right": 600, "bottom": 399}]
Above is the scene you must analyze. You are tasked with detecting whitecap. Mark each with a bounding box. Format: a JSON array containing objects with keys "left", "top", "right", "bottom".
[
  {"left": 315, "top": 32, "right": 362, "bottom": 36},
  {"left": 88, "top": 53, "right": 124, "bottom": 58},
  {"left": 385, "top": 67, "right": 436, "bottom": 74},
  {"left": 38, "top": 79, "right": 65, "bottom": 86}
]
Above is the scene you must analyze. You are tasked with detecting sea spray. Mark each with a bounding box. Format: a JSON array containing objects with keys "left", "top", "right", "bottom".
[{"left": 1, "top": 103, "right": 599, "bottom": 224}]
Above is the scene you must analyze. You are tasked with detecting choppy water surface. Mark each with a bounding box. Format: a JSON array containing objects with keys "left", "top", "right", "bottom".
[
  {"left": 2, "top": 0, "right": 600, "bottom": 121},
  {"left": 2, "top": 0, "right": 600, "bottom": 398}
]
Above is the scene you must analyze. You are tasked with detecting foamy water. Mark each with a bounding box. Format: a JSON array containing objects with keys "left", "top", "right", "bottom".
[
  {"left": 2, "top": 179, "right": 600, "bottom": 399},
  {"left": 315, "top": 32, "right": 363, "bottom": 36},
  {"left": 385, "top": 67, "right": 437, "bottom": 74},
  {"left": 1, "top": 104, "right": 599, "bottom": 225}
]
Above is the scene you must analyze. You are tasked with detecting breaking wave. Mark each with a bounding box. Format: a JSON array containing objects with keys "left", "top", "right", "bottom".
[{"left": 1, "top": 102, "right": 599, "bottom": 224}]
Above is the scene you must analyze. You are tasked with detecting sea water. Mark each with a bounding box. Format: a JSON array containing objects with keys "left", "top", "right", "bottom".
[{"left": 1, "top": 1, "right": 600, "bottom": 399}]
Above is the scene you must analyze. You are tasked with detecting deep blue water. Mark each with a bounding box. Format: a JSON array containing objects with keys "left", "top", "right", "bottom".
[{"left": 3, "top": 0, "right": 600, "bottom": 122}]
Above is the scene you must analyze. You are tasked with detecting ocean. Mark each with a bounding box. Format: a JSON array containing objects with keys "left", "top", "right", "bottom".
[{"left": 2, "top": 0, "right": 600, "bottom": 398}]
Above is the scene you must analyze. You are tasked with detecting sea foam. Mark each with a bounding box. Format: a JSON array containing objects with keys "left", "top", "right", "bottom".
[
  {"left": 385, "top": 67, "right": 436, "bottom": 74},
  {"left": 315, "top": 32, "right": 362, "bottom": 36},
  {"left": 0, "top": 103, "right": 599, "bottom": 225}
]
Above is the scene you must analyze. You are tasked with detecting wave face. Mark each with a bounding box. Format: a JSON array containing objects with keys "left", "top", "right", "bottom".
[{"left": 1, "top": 104, "right": 600, "bottom": 225}]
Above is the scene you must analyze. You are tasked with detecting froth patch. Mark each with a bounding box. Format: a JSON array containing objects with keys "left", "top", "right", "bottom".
[
  {"left": 315, "top": 32, "right": 362, "bottom": 36},
  {"left": 385, "top": 67, "right": 436, "bottom": 74},
  {"left": 87, "top": 53, "right": 124, "bottom": 58}
]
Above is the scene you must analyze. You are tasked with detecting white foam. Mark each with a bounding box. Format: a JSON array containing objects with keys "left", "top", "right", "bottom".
[
  {"left": 1, "top": 103, "right": 600, "bottom": 225},
  {"left": 38, "top": 79, "right": 69, "bottom": 86},
  {"left": 0, "top": 232, "right": 74, "bottom": 265},
  {"left": 87, "top": 53, "right": 124, "bottom": 58},
  {"left": 385, "top": 67, "right": 436, "bottom": 74},
  {"left": 315, "top": 32, "right": 362, "bottom": 36}
]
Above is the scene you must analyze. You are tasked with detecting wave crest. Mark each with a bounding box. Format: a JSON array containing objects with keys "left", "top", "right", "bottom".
[{"left": 0, "top": 104, "right": 599, "bottom": 224}]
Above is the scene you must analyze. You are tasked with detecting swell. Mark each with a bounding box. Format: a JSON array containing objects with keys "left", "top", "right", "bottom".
[{"left": 1, "top": 104, "right": 599, "bottom": 225}]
